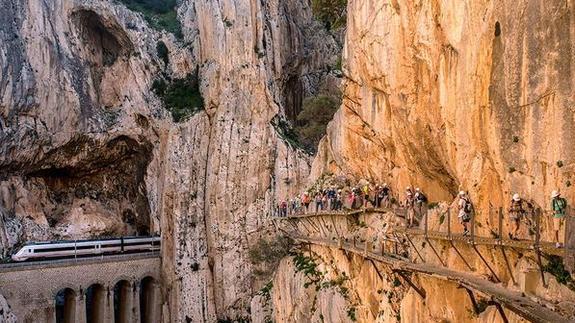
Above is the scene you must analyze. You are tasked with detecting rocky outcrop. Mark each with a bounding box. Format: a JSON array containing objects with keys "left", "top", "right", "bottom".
[
  {"left": 0, "top": 0, "right": 339, "bottom": 321},
  {"left": 0, "top": 0, "right": 179, "bottom": 255},
  {"left": 0, "top": 293, "right": 17, "bottom": 323},
  {"left": 312, "top": 0, "right": 575, "bottom": 241},
  {"left": 159, "top": 1, "right": 340, "bottom": 320}
]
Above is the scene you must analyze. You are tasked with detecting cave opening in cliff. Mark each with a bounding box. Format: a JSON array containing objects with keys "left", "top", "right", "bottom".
[
  {"left": 23, "top": 135, "right": 153, "bottom": 238},
  {"left": 72, "top": 9, "right": 133, "bottom": 67},
  {"left": 140, "top": 276, "right": 160, "bottom": 323},
  {"left": 495, "top": 21, "right": 501, "bottom": 37}
]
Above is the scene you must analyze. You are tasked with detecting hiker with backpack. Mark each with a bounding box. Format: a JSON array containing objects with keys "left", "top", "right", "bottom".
[
  {"left": 302, "top": 192, "right": 311, "bottom": 214},
  {"left": 414, "top": 188, "right": 428, "bottom": 219},
  {"left": 335, "top": 189, "right": 343, "bottom": 211},
  {"left": 405, "top": 188, "right": 416, "bottom": 227},
  {"left": 280, "top": 200, "right": 287, "bottom": 217},
  {"left": 362, "top": 183, "right": 371, "bottom": 208},
  {"left": 507, "top": 193, "right": 531, "bottom": 240},
  {"left": 551, "top": 190, "right": 568, "bottom": 248},
  {"left": 457, "top": 191, "right": 473, "bottom": 236}
]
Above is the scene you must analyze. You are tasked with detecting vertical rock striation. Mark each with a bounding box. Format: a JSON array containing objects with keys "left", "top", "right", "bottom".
[
  {"left": 313, "top": 0, "right": 575, "bottom": 237},
  {"left": 0, "top": 0, "right": 339, "bottom": 321}
]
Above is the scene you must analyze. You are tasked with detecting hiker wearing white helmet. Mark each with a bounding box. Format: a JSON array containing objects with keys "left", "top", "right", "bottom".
[
  {"left": 508, "top": 193, "right": 530, "bottom": 240},
  {"left": 551, "top": 190, "right": 568, "bottom": 248},
  {"left": 457, "top": 191, "right": 472, "bottom": 236}
]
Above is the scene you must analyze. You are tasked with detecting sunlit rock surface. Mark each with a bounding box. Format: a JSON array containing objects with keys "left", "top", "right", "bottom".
[{"left": 312, "top": 0, "right": 575, "bottom": 242}]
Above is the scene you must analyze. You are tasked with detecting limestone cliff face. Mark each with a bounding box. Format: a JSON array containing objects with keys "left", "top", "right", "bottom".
[
  {"left": 0, "top": 0, "right": 178, "bottom": 255},
  {"left": 0, "top": 0, "right": 339, "bottom": 321},
  {"left": 313, "top": 0, "right": 575, "bottom": 237},
  {"left": 161, "top": 1, "right": 339, "bottom": 321}
]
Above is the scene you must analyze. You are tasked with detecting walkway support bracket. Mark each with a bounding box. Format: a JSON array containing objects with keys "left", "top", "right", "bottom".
[
  {"left": 488, "top": 301, "right": 510, "bottom": 323},
  {"left": 472, "top": 245, "right": 501, "bottom": 283},
  {"left": 396, "top": 270, "right": 426, "bottom": 300}
]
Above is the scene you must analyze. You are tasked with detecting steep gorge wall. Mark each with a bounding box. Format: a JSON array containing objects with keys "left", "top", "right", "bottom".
[
  {"left": 0, "top": 0, "right": 340, "bottom": 321},
  {"left": 159, "top": 0, "right": 341, "bottom": 321},
  {"left": 312, "top": 0, "right": 575, "bottom": 238}
]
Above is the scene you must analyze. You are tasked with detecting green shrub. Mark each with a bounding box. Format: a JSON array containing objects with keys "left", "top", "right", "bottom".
[
  {"left": 152, "top": 72, "right": 204, "bottom": 122},
  {"left": 311, "top": 0, "right": 347, "bottom": 31},
  {"left": 118, "top": 0, "right": 183, "bottom": 39},
  {"left": 291, "top": 252, "right": 324, "bottom": 288},
  {"left": 346, "top": 307, "right": 357, "bottom": 321},
  {"left": 294, "top": 95, "right": 339, "bottom": 152},
  {"left": 271, "top": 116, "right": 307, "bottom": 151},
  {"left": 543, "top": 255, "right": 575, "bottom": 290}
]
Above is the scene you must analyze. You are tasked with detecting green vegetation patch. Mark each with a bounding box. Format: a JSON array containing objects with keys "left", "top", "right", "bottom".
[
  {"left": 311, "top": 0, "right": 347, "bottom": 31},
  {"left": 152, "top": 71, "right": 204, "bottom": 122},
  {"left": 272, "top": 94, "right": 340, "bottom": 154},
  {"left": 292, "top": 252, "right": 324, "bottom": 289},
  {"left": 248, "top": 236, "right": 293, "bottom": 279},
  {"left": 295, "top": 95, "right": 340, "bottom": 152},
  {"left": 118, "top": 0, "right": 183, "bottom": 38},
  {"left": 543, "top": 255, "right": 575, "bottom": 290}
]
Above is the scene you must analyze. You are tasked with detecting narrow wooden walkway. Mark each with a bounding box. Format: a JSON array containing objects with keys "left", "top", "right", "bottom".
[
  {"left": 277, "top": 208, "right": 564, "bottom": 255},
  {"left": 294, "top": 236, "right": 570, "bottom": 323}
]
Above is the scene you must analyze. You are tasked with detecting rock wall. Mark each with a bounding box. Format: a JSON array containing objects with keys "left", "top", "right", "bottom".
[
  {"left": 266, "top": 243, "right": 532, "bottom": 323},
  {"left": 160, "top": 1, "right": 340, "bottom": 320},
  {"left": 0, "top": 0, "right": 339, "bottom": 321},
  {"left": 312, "top": 0, "right": 575, "bottom": 239},
  {"left": 0, "top": 0, "right": 178, "bottom": 256}
]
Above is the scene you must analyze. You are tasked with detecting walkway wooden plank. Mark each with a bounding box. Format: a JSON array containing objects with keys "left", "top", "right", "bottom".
[
  {"left": 276, "top": 210, "right": 564, "bottom": 255},
  {"left": 293, "top": 236, "right": 569, "bottom": 323}
]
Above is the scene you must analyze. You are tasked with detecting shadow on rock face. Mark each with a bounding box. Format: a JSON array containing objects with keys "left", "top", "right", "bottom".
[{"left": 0, "top": 135, "right": 153, "bottom": 252}]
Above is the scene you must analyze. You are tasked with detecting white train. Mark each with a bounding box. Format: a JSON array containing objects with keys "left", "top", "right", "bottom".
[{"left": 11, "top": 236, "right": 161, "bottom": 262}]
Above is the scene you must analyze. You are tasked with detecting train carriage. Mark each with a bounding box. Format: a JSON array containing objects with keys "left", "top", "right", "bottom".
[{"left": 11, "top": 236, "right": 161, "bottom": 262}]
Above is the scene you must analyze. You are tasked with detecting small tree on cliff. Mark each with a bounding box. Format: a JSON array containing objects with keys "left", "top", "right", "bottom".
[
  {"left": 295, "top": 95, "right": 340, "bottom": 152},
  {"left": 311, "top": 0, "right": 347, "bottom": 31}
]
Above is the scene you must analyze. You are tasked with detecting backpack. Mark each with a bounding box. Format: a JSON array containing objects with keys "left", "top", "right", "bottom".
[
  {"left": 463, "top": 199, "right": 472, "bottom": 213},
  {"left": 553, "top": 197, "right": 567, "bottom": 213},
  {"left": 417, "top": 193, "right": 428, "bottom": 203}
]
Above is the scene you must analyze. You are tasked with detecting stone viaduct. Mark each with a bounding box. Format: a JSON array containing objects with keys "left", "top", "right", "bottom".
[{"left": 0, "top": 252, "right": 161, "bottom": 323}]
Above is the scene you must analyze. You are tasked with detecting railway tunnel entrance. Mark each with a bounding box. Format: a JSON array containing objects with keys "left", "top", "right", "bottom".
[{"left": 55, "top": 288, "right": 76, "bottom": 323}]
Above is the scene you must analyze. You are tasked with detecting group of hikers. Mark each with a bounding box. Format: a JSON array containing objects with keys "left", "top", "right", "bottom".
[
  {"left": 275, "top": 178, "right": 570, "bottom": 248},
  {"left": 276, "top": 182, "right": 395, "bottom": 217}
]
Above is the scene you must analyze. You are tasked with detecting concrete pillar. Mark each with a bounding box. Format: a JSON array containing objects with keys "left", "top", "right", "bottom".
[
  {"left": 46, "top": 298, "right": 56, "bottom": 323},
  {"left": 149, "top": 282, "right": 161, "bottom": 323},
  {"left": 76, "top": 292, "right": 87, "bottom": 323},
  {"left": 105, "top": 287, "right": 114, "bottom": 323},
  {"left": 132, "top": 283, "right": 141, "bottom": 323}
]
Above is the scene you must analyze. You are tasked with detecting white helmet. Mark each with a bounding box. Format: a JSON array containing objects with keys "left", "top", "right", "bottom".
[
  {"left": 416, "top": 188, "right": 420, "bottom": 192},
  {"left": 459, "top": 191, "right": 466, "bottom": 196},
  {"left": 513, "top": 193, "right": 520, "bottom": 201},
  {"left": 552, "top": 190, "right": 560, "bottom": 198}
]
